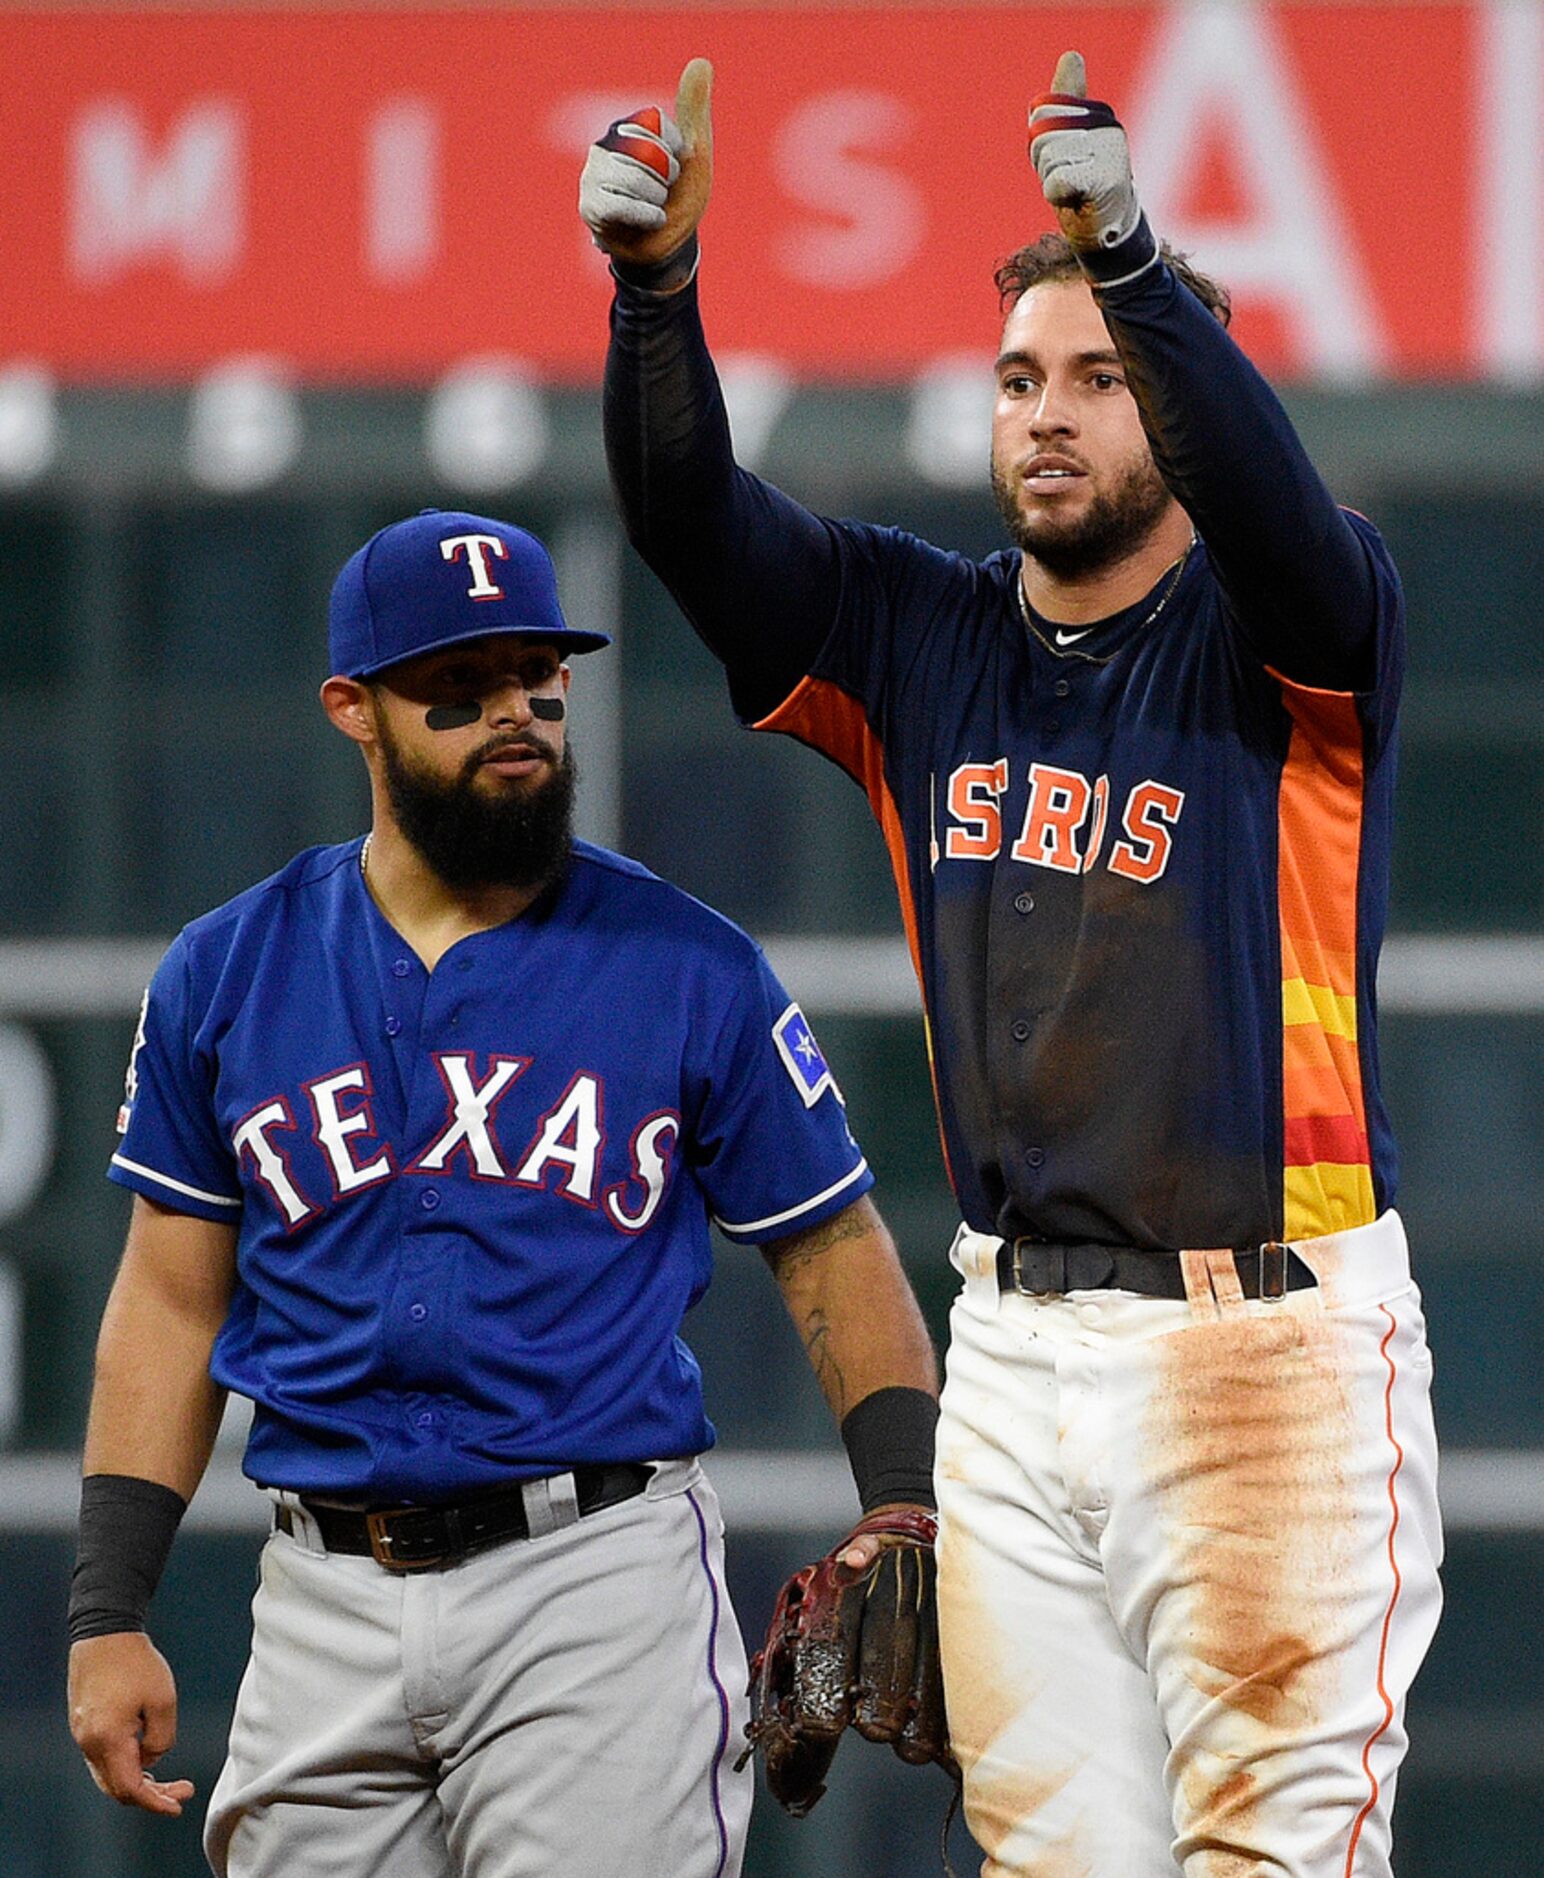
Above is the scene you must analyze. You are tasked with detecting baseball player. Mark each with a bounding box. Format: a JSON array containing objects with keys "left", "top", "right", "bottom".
[
  {"left": 581, "top": 52, "right": 1444, "bottom": 1876},
  {"left": 65, "top": 509, "right": 945, "bottom": 1878}
]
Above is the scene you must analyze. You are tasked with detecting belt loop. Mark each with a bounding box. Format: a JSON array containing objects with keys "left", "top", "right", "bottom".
[
  {"left": 521, "top": 1471, "right": 580, "bottom": 1539},
  {"left": 1180, "top": 1247, "right": 1247, "bottom": 1321},
  {"left": 952, "top": 1225, "right": 1002, "bottom": 1312},
  {"left": 270, "top": 1488, "right": 325, "bottom": 1553},
  {"left": 1260, "top": 1240, "right": 1289, "bottom": 1302}
]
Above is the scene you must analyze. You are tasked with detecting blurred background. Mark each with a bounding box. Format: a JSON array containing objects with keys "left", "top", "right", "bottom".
[{"left": 1, "top": 3, "right": 1539, "bottom": 1873}]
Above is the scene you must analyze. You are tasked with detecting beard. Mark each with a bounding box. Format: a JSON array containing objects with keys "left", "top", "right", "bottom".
[
  {"left": 378, "top": 720, "right": 576, "bottom": 893},
  {"left": 991, "top": 449, "right": 1175, "bottom": 581}
]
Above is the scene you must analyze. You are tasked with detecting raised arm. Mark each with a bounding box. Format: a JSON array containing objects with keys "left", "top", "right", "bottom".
[
  {"left": 583, "top": 60, "right": 846, "bottom": 721},
  {"left": 68, "top": 1196, "right": 236, "bottom": 1817},
  {"left": 1029, "top": 51, "right": 1388, "bottom": 689}
]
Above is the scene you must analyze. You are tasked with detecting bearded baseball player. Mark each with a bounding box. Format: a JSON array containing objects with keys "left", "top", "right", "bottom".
[
  {"left": 65, "top": 509, "right": 950, "bottom": 1877},
  {"left": 582, "top": 50, "right": 1444, "bottom": 1877}
]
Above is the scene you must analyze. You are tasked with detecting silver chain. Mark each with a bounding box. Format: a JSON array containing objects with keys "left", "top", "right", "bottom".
[{"left": 1018, "top": 536, "right": 1194, "bottom": 653}]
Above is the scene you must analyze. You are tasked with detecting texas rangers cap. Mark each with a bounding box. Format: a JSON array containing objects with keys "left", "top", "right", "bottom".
[{"left": 328, "top": 509, "right": 611, "bottom": 679}]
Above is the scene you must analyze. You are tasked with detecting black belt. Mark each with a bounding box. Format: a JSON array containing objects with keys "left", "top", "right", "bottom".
[
  {"left": 273, "top": 1463, "right": 652, "bottom": 1572},
  {"left": 997, "top": 1239, "right": 1317, "bottom": 1302}
]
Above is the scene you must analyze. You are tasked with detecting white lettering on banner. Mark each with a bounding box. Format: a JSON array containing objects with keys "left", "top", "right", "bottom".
[
  {"left": 1478, "top": 0, "right": 1543, "bottom": 380},
  {"left": 0, "top": 366, "right": 58, "bottom": 487},
  {"left": 71, "top": 99, "right": 243, "bottom": 285},
  {"left": 604, "top": 1114, "right": 680, "bottom": 1232},
  {"left": 367, "top": 97, "right": 440, "bottom": 284},
  {"left": 412, "top": 1055, "right": 528, "bottom": 1178},
  {"left": 774, "top": 91, "right": 926, "bottom": 288},
  {"left": 426, "top": 357, "right": 549, "bottom": 490},
  {"left": 186, "top": 357, "right": 301, "bottom": 492},
  {"left": 905, "top": 355, "right": 995, "bottom": 489},
  {"left": 1130, "top": 1, "right": 1387, "bottom": 381},
  {"left": 305, "top": 1066, "right": 394, "bottom": 1196},
  {"left": 515, "top": 1073, "right": 604, "bottom": 1203},
  {"left": 441, "top": 532, "right": 509, "bottom": 599},
  {"left": 718, "top": 355, "right": 795, "bottom": 469},
  {"left": 0, "top": 1024, "right": 55, "bottom": 1226},
  {"left": 233, "top": 1100, "right": 316, "bottom": 1227}
]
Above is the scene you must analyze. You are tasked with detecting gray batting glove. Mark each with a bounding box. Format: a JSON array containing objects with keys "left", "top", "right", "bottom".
[
  {"left": 1028, "top": 50, "right": 1142, "bottom": 253},
  {"left": 578, "top": 58, "right": 714, "bottom": 276},
  {"left": 579, "top": 107, "right": 683, "bottom": 241}
]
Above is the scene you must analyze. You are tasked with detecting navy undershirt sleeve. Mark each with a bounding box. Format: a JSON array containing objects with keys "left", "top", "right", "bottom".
[
  {"left": 1089, "top": 238, "right": 1383, "bottom": 691},
  {"left": 606, "top": 241, "right": 1388, "bottom": 700},
  {"left": 604, "top": 272, "right": 842, "bottom": 722}
]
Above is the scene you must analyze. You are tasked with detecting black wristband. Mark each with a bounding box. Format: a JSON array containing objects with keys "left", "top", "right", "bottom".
[
  {"left": 610, "top": 232, "right": 700, "bottom": 296},
  {"left": 840, "top": 1387, "right": 939, "bottom": 1514},
  {"left": 68, "top": 1474, "right": 188, "bottom": 1644},
  {"left": 1079, "top": 211, "right": 1160, "bottom": 291}
]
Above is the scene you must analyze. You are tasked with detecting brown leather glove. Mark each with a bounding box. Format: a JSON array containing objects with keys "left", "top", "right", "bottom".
[{"left": 738, "top": 1506, "right": 954, "bottom": 1817}]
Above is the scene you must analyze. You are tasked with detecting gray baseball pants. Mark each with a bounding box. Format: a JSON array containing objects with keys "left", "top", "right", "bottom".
[{"left": 204, "top": 1458, "right": 750, "bottom": 1878}]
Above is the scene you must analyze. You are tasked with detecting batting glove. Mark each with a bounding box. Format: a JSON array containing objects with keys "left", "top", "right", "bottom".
[
  {"left": 1028, "top": 50, "right": 1143, "bottom": 254},
  {"left": 579, "top": 57, "right": 713, "bottom": 277},
  {"left": 579, "top": 107, "right": 683, "bottom": 237}
]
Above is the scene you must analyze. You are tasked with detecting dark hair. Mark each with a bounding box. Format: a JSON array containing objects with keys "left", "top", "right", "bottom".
[{"left": 994, "top": 231, "right": 1231, "bottom": 327}]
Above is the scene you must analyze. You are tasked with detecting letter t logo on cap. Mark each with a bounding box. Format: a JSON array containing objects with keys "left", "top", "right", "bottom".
[{"left": 440, "top": 532, "right": 509, "bottom": 600}]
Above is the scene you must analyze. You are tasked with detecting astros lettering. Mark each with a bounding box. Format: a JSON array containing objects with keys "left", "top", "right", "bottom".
[{"left": 943, "top": 758, "right": 1184, "bottom": 881}]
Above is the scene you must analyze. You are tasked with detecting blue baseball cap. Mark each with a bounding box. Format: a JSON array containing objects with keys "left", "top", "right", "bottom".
[{"left": 328, "top": 509, "right": 611, "bottom": 679}]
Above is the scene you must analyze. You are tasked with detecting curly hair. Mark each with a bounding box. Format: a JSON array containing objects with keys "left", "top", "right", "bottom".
[{"left": 994, "top": 232, "right": 1231, "bottom": 327}]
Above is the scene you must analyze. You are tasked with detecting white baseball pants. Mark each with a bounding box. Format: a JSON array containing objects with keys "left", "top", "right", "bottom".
[
  {"left": 204, "top": 1459, "right": 750, "bottom": 1878},
  {"left": 935, "top": 1210, "right": 1443, "bottom": 1877}
]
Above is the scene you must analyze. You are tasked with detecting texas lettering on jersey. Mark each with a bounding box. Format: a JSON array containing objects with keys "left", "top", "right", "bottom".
[
  {"left": 220, "top": 1052, "right": 679, "bottom": 1236},
  {"left": 940, "top": 759, "right": 1185, "bottom": 883}
]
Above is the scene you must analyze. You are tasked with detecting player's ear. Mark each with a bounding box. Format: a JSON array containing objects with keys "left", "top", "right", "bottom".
[{"left": 320, "top": 675, "right": 376, "bottom": 746}]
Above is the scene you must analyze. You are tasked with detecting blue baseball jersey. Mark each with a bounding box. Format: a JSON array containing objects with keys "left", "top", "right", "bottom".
[
  {"left": 605, "top": 251, "right": 1405, "bottom": 1254},
  {"left": 109, "top": 840, "right": 871, "bottom": 1503}
]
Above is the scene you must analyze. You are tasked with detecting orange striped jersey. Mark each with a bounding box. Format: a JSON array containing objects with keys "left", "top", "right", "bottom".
[
  {"left": 605, "top": 254, "right": 1405, "bottom": 1251},
  {"left": 753, "top": 522, "right": 1402, "bottom": 1249}
]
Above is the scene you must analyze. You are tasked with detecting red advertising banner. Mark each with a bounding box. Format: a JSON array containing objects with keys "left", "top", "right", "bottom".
[{"left": 1, "top": 4, "right": 1539, "bottom": 384}]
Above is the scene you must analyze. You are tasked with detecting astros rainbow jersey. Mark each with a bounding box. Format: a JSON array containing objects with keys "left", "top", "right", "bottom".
[
  {"left": 605, "top": 249, "right": 1405, "bottom": 1253},
  {"left": 110, "top": 840, "right": 872, "bottom": 1501}
]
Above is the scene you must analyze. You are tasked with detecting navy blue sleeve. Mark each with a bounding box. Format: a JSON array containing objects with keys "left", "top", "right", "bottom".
[
  {"left": 605, "top": 273, "right": 850, "bottom": 722},
  {"left": 1086, "top": 232, "right": 1395, "bottom": 693}
]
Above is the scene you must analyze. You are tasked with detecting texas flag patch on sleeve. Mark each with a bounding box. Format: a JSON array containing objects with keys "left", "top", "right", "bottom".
[{"left": 772, "top": 1002, "right": 842, "bottom": 1108}]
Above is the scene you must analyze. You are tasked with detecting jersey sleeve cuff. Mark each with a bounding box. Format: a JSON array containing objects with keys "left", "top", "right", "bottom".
[
  {"left": 610, "top": 233, "right": 701, "bottom": 297},
  {"left": 108, "top": 1153, "right": 242, "bottom": 1222},
  {"left": 1078, "top": 212, "right": 1161, "bottom": 292},
  {"left": 711, "top": 1157, "right": 873, "bottom": 1244}
]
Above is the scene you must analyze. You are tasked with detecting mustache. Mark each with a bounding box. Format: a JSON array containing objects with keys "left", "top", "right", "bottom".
[{"left": 467, "top": 730, "right": 559, "bottom": 770}]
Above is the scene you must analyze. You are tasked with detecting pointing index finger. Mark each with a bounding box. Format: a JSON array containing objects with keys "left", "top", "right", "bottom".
[{"left": 1051, "top": 49, "right": 1087, "bottom": 97}]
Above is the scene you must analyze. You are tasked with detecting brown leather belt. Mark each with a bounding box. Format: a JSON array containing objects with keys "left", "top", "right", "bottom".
[
  {"left": 273, "top": 1462, "right": 652, "bottom": 1572},
  {"left": 997, "top": 1239, "right": 1316, "bottom": 1302}
]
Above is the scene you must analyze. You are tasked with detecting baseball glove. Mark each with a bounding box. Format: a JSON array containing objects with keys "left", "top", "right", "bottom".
[{"left": 737, "top": 1506, "right": 954, "bottom": 1816}]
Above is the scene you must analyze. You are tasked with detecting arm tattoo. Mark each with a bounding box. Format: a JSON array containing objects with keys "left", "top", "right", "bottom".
[
  {"left": 801, "top": 1309, "right": 848, "bottom": 1420},
  {"left": 761, "top": 1198, "right": 873, "bottom": 1278}
]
